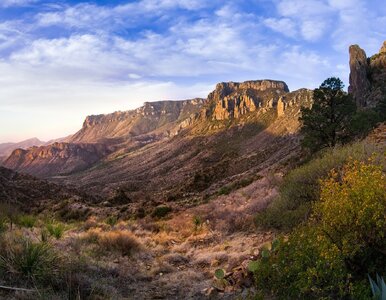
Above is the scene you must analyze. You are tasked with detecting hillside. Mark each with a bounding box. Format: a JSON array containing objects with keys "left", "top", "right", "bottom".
[
  {"left": 0, "top": 137, "right": 45, "bottom": 162},
  {"left": 3, "top": 81, "right": 312, "bottom": 201},
  {"left": 0, "top": 166, "right": 96, "bottom": 215}
]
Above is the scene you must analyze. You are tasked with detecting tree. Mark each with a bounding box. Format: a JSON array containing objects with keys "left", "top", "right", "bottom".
[{"left": 300, "top": 77, "right": 357, "bottom": 152}]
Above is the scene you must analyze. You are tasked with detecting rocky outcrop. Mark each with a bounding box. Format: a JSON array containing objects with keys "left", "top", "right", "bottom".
[
  {"left": 201, "top": 80, "right": 289, "bottom": 121},
  {"left": 70, "top": 99, "right": 205, "bottom": 143},
  {"left": 3, "top": 142, "right": 111, "bottom": 178},
  {"left": 349, "top": 41, "right": 386, "bottom": 107},
  {"left": 348, "top": 45, "right": 371, "bottom": 107},
  {"left": 0, "top": 138, "right": 45, "bottom": 159}
]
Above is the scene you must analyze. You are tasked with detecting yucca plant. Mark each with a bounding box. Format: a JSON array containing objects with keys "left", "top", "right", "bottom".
[
  {"left": 46, "top": 222, "right": 66, "bottom": 239},
  {"left": 368, "top": 274, "right": 386, "bottom": 300},
  {"left": 0, "top": 237, "right": 59, "bottom": 283}
]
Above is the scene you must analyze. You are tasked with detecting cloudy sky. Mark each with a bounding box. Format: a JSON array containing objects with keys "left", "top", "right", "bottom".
[{"left": 0, "top": 0, "right": 385, "bottom": 142}]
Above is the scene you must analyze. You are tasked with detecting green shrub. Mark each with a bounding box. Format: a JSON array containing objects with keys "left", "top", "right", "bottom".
[
  {"left": 151, "top": 206, "right": 172, "bottom": 219},
  {"left": 17, "top": 215, "right": 37, "bottom": 228},
  {"left": 256, "top": 141, "right": 384, "bottom": 230},
  {"left": 192, "top": 215, "right": 203, "bottom": 231},
  {"left": 0, "top": 236, "right": 60, "bottom": 284},
  {"left": 46, "top": 222, "right": 66, "bottom": 240},
  {"left": 105, "top": 215, "right": 118, "bottom": 227},
  {"left": 0, "top": 217, "right": 6, "bottom": 233},
  {"left": 217, "top": 176, "right": 257, "bottom": 196},
  {"left": 315, "top": 160, "right": 386, "bottom": 275},
  {"left": 251, "top": 160, "right": 385, "bottom": 299}
]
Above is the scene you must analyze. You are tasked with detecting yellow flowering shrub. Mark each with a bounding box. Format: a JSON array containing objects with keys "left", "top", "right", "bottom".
[
  {"left": 252, "top": 159, "right": 385, "bottom": 299},
  {"left": 315, "top": 160, "right": 386, "bottom": 273}
]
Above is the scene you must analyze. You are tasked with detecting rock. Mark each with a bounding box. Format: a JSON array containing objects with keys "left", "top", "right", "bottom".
[
  {"left": 348, "top": 41, "right": 386, "bottom": 108},
  {"left": 203, "top": 80, "right": 290, "bottom": 121},
  {"left": 348, "top": 44, "right": 371, "bottom": 107},
  {"left": 380, "top": 41, "right": 386, "bottom": 54}
]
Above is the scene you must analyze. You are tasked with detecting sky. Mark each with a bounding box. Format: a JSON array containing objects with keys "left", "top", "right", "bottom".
[{"left": 0, "top": 0, "right": 385, "bottom": 142}]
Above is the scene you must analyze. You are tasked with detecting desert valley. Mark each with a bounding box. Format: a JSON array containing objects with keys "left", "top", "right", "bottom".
[{"left": 0, "top": 1, "right": 386, "bottom": 299}]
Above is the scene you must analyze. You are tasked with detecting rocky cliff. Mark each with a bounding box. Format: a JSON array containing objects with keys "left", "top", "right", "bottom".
[
  {"left": 70, "top": 99, "right": 205, "bottom": 143},
  {"left": 349, "top": 41, "right": 386, "bottom": 107},
  {"left": 201, "top": 80, "right": 289, "bottom": 121},
  {"left": 0, "top": 138, "right": 45, "bottom": 160},
  {"left": 3, "top": 142, "right": 111, "bottom": 178}
]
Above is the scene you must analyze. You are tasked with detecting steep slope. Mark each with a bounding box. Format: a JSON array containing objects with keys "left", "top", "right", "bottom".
[
  {"left": 3, "top": 142, "right": 112, "bottom": 178},
  {"left": 0, "top": 137, "right": 45, "bottom": 161},
  {"left": 70, "top": 98, "right": 205, "bottom": 143}
]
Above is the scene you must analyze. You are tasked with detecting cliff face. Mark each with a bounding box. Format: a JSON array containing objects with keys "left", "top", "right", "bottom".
[
  {"left": 202, "top": 80, "right": 289, "bottom": 121},
  {"left": 348, "top": 41, "right": 386, "bottom": 107},
  {"left": 70, "top": 99, "right": 205, "bottom": 143},
  {"left": 3, "top": 142, "right": 111, "bottom": 178}
]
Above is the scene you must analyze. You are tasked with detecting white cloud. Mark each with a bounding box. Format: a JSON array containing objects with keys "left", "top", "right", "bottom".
[
  {"left": 263, "top": 18, "right": 297, "bottom": 38},
  {"left": 1, "top": 0, "right": 385, "bottom": 142},
  {"left": 1, "top": 0, "right": 38, "bottom": 7}
]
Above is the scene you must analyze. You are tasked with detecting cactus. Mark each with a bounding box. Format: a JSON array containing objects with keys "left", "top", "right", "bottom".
[{"left": 214, "top": 268, "right": 225, "bottom": 280}]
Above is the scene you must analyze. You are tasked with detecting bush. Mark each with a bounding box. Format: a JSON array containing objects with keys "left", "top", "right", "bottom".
[
  {"left": 105, "top": 215, "right": 118, "bottom": 227},
  {"left": 315, "top": 160, "right": 386, "bottom": 274},
  {"left": 250, "top": 160, "right": 385, "bottom": 299},
  {"left": 84, "top": 229, "right": 140, "bottom": 256},
  {"left": 46, "top": 222, "right": 66, "bottom": 240},
  {"left": 0, "top": 235, "right": 60, "bottom": 285},
  {"left": 0, "top": 217, "right": 6, "bottom": 233},
  {"left": 256, "top": 141, "right": 384, "bottom": 230},
  {"left": 17, "top": 215, "right": 37, "bottom": 228},
  {"left": 151, "top": 206, "right": 172, "bottom": 219}
]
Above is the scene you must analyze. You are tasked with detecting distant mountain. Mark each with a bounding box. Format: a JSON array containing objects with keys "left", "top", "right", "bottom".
[
  {"left": 3, "top": 142, "right": 112, "bottom": 178},
  {"left": 69, "top": 98, "right": 205, "bottom": 143},
  {"left": 0, "top": 137, "right": 45, "bottom": 162},
  {"left": 2, "top": 99, "right": 204, "bottom": 177}
]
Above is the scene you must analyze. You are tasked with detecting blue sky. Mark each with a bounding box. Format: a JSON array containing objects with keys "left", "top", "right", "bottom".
[{"left": 0, "top": 0, "right": 385, "bottom": 142}]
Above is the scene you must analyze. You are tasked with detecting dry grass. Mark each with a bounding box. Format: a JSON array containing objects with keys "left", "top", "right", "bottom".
[{"left": 82, "top": 228, "right": 141, "bottom": 256}]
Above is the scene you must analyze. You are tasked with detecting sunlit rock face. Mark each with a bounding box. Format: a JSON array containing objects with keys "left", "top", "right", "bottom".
[
  {"left": 349, "top": 41, "right": 386, "bottom": 108},
  {"left": 202, "top": 80, "right": 289, "bottom": 121}
]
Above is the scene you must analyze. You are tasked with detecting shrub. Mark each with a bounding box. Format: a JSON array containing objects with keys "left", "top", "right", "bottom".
[
  {"left": 105, "top": 215, "right": 118, "bottom": 227},
  {"left": 315, "top": 160, "right": 386, "bottom": 274},
  {"left": 256, "top": 141, "right": 384, "bottom": 230},
  {"left": 0, "top": 235, "right": 60, "bottom": 285},
  {"left": 251, "top": 160, "right": 385, "bottom": 299},
  {"left": 192, "top": 215, "right": 203, "bottom": 231},
  {"left": 17, "top": 215, "right": 37, "bottom": 228},
  {"left": 151, "top": 206, "right": 172, "bottom": 219},
  {"left": 84, "top": 229, "right": 140, "bottom": 256},
  {"left": 0, "top": 217, "right": 6, "bottom": 233},
  {"left": 98, "top": 230, "right": 140, "bottom": 256},
  {"left": 46, "top": 222, "right": 66, "bottom": 240}
]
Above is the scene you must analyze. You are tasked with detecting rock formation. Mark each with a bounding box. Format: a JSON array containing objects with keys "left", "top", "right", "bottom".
[
  {"left": 349, "top": 41, "right": 386, "bottom": 107},
  {"left": 3, "top": 142, "right": 111, "bottom": 178},
  {"left": 202, "top": 80, "right": 289, "bottom": 121},
  {"left": 70, "top": 99, "right": 205, "bottom": 143}
]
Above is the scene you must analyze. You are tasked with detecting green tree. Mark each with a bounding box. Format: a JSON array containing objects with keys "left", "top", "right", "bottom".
[{"left": 300, "top": 77, "right": 357, "bottom": 152}]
